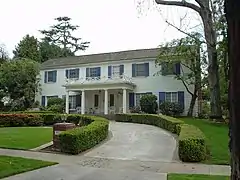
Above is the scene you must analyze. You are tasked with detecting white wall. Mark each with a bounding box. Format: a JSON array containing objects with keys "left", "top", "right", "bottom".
[{"left": 37, "top": 57, "right": 198, "bottom": 116}]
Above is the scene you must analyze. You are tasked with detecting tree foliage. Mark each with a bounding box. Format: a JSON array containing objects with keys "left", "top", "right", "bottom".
[
  {"left": 13, "top": 34, "right": 41, "bottom": 62},
  {"left": 0, "top": 59, "right": 40, "bottom": 110},
  {"left": 156, "top": 32, "right": 206, "bottom": 116},
  {"left": 0, "top": 44, "right": 8, "bottom": 64},
  {"left": 40, "top": 16, "right": 90, "bottom": 56}
]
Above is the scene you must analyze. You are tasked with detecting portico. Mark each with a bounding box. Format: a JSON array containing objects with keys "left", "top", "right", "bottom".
[{"left": 63, "top": 76, "right": 135, "bottom": 114}]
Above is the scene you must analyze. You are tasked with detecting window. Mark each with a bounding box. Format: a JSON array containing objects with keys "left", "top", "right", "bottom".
[
  {"left": 66, "top": 69, "right": 79, "bottom": 79},
  {"left": 110, "top": 94, "right": 114, "bottom": 107},
  {"left": 94, "top": 94, "right": 99, "bottom": 107},
  {"left": 112, "top": 66, "right": 120, "bottom": 77},
  {"left": 45, "top": 71, "right": 57, "bottom": 83},
  {"left": 135, "top": 64, "right": 146, "bottom": 76},
  {"left": 165, "top": 92, "right": 178, "bottom": 103},
  {"left": 86, "top": 67, "right": 101, "bottom": 79},
  {"left": 132, "top": 63, "right": 149, "bottom": 77},
  {"left": 162, "top": 62, "right": 180, "bottom": 75},
  {"left": 69, "top": 95, "right": 76, "bottom": 109}
]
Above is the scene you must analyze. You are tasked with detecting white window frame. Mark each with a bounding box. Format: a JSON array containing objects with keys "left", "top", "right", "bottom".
[
  {"left": 165, "top": 92, "right": 178, "bottom": 103},
  {"left": 69, "top": 95, "right": 77, "bottom": 110},
  {"left": 135, "top": 63, "right": 146, "bottom": 77},
  {"left": 68, "top": 69, "right": 79, "bottom": 79},
  {"left": 112, "top": 65, "right": 120, "bottom": 77},
  {"left": 47, "top": 71, "right": 55, "bottom": 82},
  {"left": 135, "top": 93, "right": 146, "bottom": 107},
  {"left": 89, "top": 67, "right": 98, "bottom": 77}
]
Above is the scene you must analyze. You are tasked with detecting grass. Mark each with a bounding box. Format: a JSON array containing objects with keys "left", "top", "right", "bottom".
[
  {"left": 0, "top": 127, "right": 52, "bottom": 150},
  {"left": 0, "top": 155, "right": 57, "bottom": 179},
  {"left": 180, "top": 117, "right": 229, "bottom": 165},
  {"left": 167, "top": 174, "right": 229, "bottom": 180}
]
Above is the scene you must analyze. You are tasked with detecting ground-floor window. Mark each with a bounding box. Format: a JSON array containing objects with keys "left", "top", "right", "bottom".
[
  {"left": 135, "top": 92, "right": 152, "bottom": 107},
  {"left": 69, "top": 95, "right": 76, "bottom": 109},
  {"left": 110, "top": 94, "right": 114, "bottom": 107},
  {"left": 94, "top": 94, "right": 99, "bottom": 107},
  {"left": 165, "top": 92, "right": 178, "bottom": 103}
]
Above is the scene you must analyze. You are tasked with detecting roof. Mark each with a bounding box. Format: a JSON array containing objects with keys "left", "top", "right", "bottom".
[{"left": 40, "top": 48, "right": 161, "bottom": 69}]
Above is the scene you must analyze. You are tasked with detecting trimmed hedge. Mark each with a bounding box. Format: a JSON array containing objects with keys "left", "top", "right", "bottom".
[
  {"left": 0, "top": 114, "right": 43, "bottom": 127},
  {"left": 115, "top": 113, "right": 207, "bottom": 162},
  {"left": 178, "top": 124, "right": 207, "bottom": 162},
  {"left": 59, "top": 116, "right": 109, "bottom": 154}
]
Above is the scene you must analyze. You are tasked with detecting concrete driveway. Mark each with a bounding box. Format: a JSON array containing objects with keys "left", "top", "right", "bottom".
[{"left": 84, "top": 121, "right": 177, "bottom": 162}]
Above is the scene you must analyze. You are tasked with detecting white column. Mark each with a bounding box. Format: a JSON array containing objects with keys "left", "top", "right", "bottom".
[
  {"left": 123, "top": 88, "right": 127, "bottom": 114},
  {"left": 65, "top": 90, "right": 69, "bottom": 114},
  {"left": 104, "top": 89, "right": 108, "bottom": 114},
  {"left": 81, "top": 90, "right": 85, "bottom": 114}
]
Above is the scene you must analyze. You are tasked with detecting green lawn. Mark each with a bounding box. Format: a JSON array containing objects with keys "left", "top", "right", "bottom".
[
  {"left": 180, "top": 117, "right": 229, "bottom": 165},
  {"left": 0, "top": 155, "right": 56, "bottom": 179},
  {"left": 168, "top": 174, "right": 229, "bottom": 180},
  {"left": 0, "top": 127, "right": 52, "bottom": 150}
]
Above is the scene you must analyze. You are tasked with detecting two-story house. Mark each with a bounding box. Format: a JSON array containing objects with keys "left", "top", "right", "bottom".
[{"left": 37, "top": 48, "right": 197, "bottom": 115}]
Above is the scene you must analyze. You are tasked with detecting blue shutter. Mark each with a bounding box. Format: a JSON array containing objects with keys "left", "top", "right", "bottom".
[
  {"left": 41, "top": 96, "right": 46, "bottom": 106},
  {"left": 132, "top": 64, "right": 136, "bottom": 77},
  {"left": 108, "top": 66, "right": 112, "bottom": 78},
  {"left": 129, "top": 93, "right": 135, "bottom": 107},
  {"left": 65, "top": 70, "right": 69, "bottom": 78},
  {"left": 44, "top": 72, "right": 47, "bottom": 83},
  {"left": 86, "top": 68, "right": 90, "bottom": 79},
  {"left": 97, "top": 67, "right": 101, "bottom": 77},
  {"left": 120, "top": 65, "right": 124, "bottom": 75},
  {"left": 76, "top": 68, "right": 79, "bottom": 79},
  {"left": 175, "top": 63, "right": 181, "bottom": 75},
  {"left": 178, "top": 91, "right": 185, "bottom": 110},
  {"left": 159, "top": 92, "right": 165, "bottom": 104},
  {"left": 144, "top": 63, "right": 149, "bottom": 77},
  {"left": 53, "top": 70, "right": 57, "bottom": 82}
]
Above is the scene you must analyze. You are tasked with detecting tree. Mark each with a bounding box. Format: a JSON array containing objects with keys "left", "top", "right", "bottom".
[
  {"left": 225, "top": 0, "right": 240, "bottom": 179},
  {"left": 40, "top": 16, "right": 90, "bottom": 56},
  {"left": 0, "top": 59, "right": 40, "bottom": 110},
  {"left": 39, "top": 39, "right": 74, "bottom": 62},
  {"left": 156, "top": 32, "right": 206, "bottom": 117},
  {"left": 13, "top": 34, "right": 41, "bottom": 62},
  {"left": 154, "top": 0, "right": 222, "bottom": 119},
  {"left": 0, "top": 44, "right": 8, "bottom": 64}
]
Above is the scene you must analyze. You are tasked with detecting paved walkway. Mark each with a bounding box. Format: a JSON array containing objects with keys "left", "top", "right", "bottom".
[{"left": 0, "top": 122, "right": 231, "bottom": 180}]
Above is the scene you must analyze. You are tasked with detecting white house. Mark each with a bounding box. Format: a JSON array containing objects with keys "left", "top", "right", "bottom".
[{"left": 37, "top": 48, "right": 197, "bottom": 115}]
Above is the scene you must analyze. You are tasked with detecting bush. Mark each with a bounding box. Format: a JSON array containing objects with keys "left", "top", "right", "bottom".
[
  {"left": 178, "top": 124, "right": 207, "bottom": 162},
  {"left": 140, "top": 94, "right": 158, "bottom": 114},
  {"left": 47, "top": 104, "right": 63, "bottom": 113},
  {"left": 159, "top": 102, "right": 184, "bottom": 116},
  {"left": 0, "top": 114, "right": 43, "bottom": 127},
  {"left": 115, "top": 113, "right": 207, "bottom": 162},
  {"left": 59, "top": 116, "right": 109, "bottom": 154},
  {"left": 47, "top": 97, "right": 64, "bottom": 107}
]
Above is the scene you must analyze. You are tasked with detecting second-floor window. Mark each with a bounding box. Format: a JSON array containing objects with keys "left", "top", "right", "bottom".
[
  {"left": 108, "top": 65, "right": 124, "bottom": 78},
  {"left": 44, "top": 70, "right": 57, "bottom": 83},
  {"left": 86, "top": 67, "right": 101, "bottom": 79},
  {"left": 132, "top": 63, "right": 149, "bottom": 77},
  {"left": 161, "top": 62, "right": 180, "bottom": 75},
  {"left": 66, "top": 68, "right": 79, "bottom": 79}
]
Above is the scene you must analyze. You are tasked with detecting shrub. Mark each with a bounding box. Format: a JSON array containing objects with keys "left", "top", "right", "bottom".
[
  {"left": 47, "top": 104, "right": 63, "bottom": 113},
  {"left": 0, "top": 114, "right": 43, "bottom": 127},
  {"left": 178, "top": 124, "right": 207, "bottom": 162},
  {"left": 159, "top": 102, "right": 184, "bottom": 116},
  {"left": 59, "top": 116, "right": 109, "bottom": 154},
  {"left": 47, "top": 97, "right": 64, "bottom": 107},
  {"left": 140, "top": 94, "right": 158, "bottom": 114},
  {"left": 115, "top": 113, "right": 207, "bottom": 162}
]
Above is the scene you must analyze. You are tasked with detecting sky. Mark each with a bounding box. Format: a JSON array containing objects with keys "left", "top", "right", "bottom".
[{"left": 0, "top": 0, "right": 202, "bottom": 58}]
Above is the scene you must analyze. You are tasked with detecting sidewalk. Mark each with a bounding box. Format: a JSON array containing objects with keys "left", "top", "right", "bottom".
[{"left": 0, "top": 148, "right": 231, "bottom": 176}]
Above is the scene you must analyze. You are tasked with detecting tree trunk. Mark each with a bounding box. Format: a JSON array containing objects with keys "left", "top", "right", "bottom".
[
  {"left": 225, "top": 0, "right": 240, "bottom": 179},
  {"left": 200, "top": 5, "right": 222, "bottom": 119},
  {"left": 187, "top": 91, "right": 198, "bottom": 117}
]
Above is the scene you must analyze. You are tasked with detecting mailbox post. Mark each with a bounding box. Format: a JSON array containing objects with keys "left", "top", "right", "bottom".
[{"left": 53, "top": 113, "right": 75, "bottom": 150}]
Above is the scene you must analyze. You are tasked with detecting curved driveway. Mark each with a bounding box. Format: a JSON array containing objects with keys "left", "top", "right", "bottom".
[{"left": 84, "top": 121, "right": 177, "bottom": 162}]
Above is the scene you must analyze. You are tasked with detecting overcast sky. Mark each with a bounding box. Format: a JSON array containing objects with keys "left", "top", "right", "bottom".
[{"left": 0, "top": 0, "right": 202, "bottom": 57}]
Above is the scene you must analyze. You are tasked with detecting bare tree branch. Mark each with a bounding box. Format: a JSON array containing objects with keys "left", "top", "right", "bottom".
[{"left": 155, "top": 0, "right": 201, "bottom": 13}]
